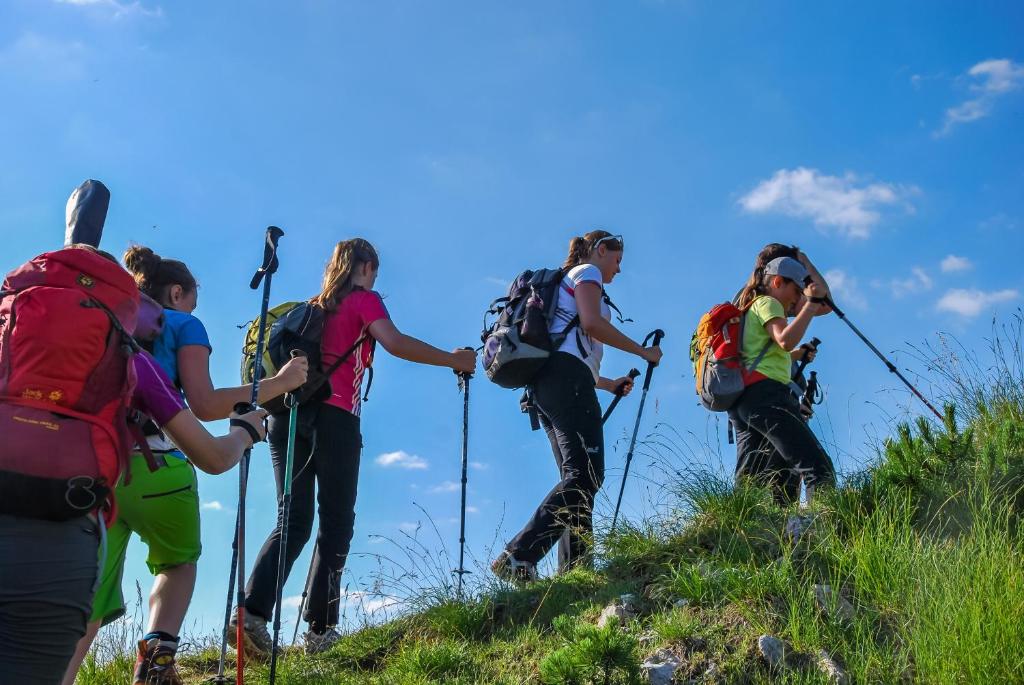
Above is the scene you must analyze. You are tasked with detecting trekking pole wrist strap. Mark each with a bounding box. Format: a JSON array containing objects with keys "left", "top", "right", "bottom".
[{"left": 230, "top": 419, "right": 263, "bottom": 446}]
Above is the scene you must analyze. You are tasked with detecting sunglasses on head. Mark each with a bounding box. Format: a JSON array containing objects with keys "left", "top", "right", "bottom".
[{"left": 591, "top": 234, "right": 624, "bottom": 250}]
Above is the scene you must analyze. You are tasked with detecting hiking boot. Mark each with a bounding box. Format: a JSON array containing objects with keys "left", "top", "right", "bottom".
[
  {"left": 304, "top": 627, "right": 343, "bottom": 655},
  {"left": 133, "top": 638, "right": 182, "bottom": 685},
  {"left": 491, "top": 550, "right": 538, "bottom": 584},
  {"left": 227, "top": 608, "right": 274, "bottom": 657}
]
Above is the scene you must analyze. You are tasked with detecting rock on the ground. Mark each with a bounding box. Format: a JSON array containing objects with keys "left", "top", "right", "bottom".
[
  {"left": 642, "top": 648, "right": 681, "bottom": 685},
  {"left": 816, "top": 649, "right": 850, "bottom": 685},
  {"left": 597, "top": 602, "right": 632, "bottom": 628},
  {"left": 702, "top": 661, "right": 722, "bottom": 682},
  {"left": 673, "top": 598, "right": 690, "bottom": 609},
  {"left": 813, "top": 584, "right": 856, "bottom": 626},
  {"left": 757, "top": 634, "right": 786, "bottom": 669}
]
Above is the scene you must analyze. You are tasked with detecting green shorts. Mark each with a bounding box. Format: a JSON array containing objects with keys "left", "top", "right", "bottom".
[{"left": 90, "top": 453, "right": 202, "bottom": 625}]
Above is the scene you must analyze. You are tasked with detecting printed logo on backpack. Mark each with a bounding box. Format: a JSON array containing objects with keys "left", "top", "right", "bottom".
[{"left": 0, "top": 248, "right": 140, "bottom": 521}]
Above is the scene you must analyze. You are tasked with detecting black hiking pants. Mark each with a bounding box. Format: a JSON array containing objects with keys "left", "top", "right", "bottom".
[
  {"left": 245, "top": 403, "right": 361, "bottom": 632},
  {"left": 729, "top": 379, "right": 835, "bottom": 505},
  {"left": 506, "top": 352, "right": 604, "bottom": 572}
]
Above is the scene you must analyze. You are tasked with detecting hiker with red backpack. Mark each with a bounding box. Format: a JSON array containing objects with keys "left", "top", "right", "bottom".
[
  {"left": 0, "top": 246, "right": 269, "bottom": 684},
  {"left": 488, "top": 231, "right": 663, "bottom": 582},
  {"left": 59, "top": 245, "right": 306, "bottom": 685},
  {"left": 232, "top": 238, "right": 476, "bottom": 656},
  {"left": 729, "top": 253, "right": 835, "bottom": 504}
]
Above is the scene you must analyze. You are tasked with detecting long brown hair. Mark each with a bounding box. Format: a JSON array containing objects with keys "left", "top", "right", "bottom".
[
  {"left": 561, "top": 230, "right": 624, "bottom": 270},
  {"left": 736, "top": 243, "right": 799, "bottom": 309},
  {"left": 122, "top": 245, "right": 197, "bottom": 306},
  {"left": 311, "top": 238, "right": 380, "bottom": 312}
]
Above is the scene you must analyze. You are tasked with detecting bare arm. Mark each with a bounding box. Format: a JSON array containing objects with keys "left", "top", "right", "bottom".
[
  {"left": 575, "top": 282, "right": 661, "bottom": 364},
  {"left": 161, "top": 408, "right": 266, "bottom": 475},
  {"left": 765, "top": 301, "right": 818, "bottom": 352},
  {"left": 177, "top": 345, "right": 307, "bottom": 421},
  {"left": 797, "top": 251, "right": 833, "bottom": 316},
  {"left": 368, "top": 319, "right": 476, "bottom": 372}
]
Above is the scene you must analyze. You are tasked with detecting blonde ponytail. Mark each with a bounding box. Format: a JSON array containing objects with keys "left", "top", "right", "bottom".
[{"left": 311, "top": 238, "right": 380, "bottom": 312}]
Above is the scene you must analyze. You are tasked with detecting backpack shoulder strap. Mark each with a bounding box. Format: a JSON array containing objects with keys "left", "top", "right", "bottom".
[{"left": 737, "top": 301, "right": 773, "bottom": 373}]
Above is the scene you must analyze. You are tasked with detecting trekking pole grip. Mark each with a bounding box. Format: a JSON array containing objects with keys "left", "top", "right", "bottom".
[
  {"left": 250, "top": 226, "right": 285, "bottom": 289},
  {"left": 284, "top": 349, "right": 307, "bottom": 409},
  {"left": 456, "top": 346, "right": 475, "bottom": 387},
  {"left": 795, "top": 337, "right": 822, "bottom": 377},
  {"left": 640, "top": 329, "right": 665, "bottom": 391},
  {"left": 617, "top": 368, "right": 641, "bottom": 395}
]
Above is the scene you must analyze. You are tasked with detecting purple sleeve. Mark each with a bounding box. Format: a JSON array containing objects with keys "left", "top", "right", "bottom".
[{"left": 132, "top": 352, "right": 187, "bottom": 426}]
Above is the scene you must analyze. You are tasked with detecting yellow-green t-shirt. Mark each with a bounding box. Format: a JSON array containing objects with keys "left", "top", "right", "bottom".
[{"left": 742, "top": 296, "right": 791, "bottom": 385}]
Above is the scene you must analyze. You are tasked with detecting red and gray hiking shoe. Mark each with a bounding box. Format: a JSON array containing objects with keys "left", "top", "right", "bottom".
[
  {"left": 491, "top": 550, "right": 538, "bottom": 585},
  {"left": 133, "top": 638, "right": 182, "bottom": 685}
]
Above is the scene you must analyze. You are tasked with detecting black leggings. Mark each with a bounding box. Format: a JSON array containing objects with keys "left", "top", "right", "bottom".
[
  {"left": 244, "top": 403, "right": 361, "bottom": 631},
  {"left": 506, "top": 352, "right": 604, "bottom": 572},
  {"left": 729, "top": 379, "right": 835, "bottom": 505}
]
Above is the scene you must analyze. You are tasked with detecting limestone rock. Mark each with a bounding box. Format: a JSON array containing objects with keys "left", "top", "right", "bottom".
[
  {"left": 813, "top": 584, "right": 855, "bottom": 626},
  {"left": 816, "top": 649, "right": 850, "bottom": 685},
  {"left": 597, "top": 602, "right": 632, "bottom": 628},
  {"left": 642, "top": 648, "right": 681, "bottom": 685},
  {"left": 757, "top": 634, "right": 786, "bottom": 669}
]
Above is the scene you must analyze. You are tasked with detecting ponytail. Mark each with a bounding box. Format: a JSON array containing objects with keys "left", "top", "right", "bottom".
[
  {"left": 311, "top": 238, "right": 380, "bottom": 312},
  {"left": 561, "top": 229, "right": 623, "bottom": 270},
  {"left": 122, "top": 245, "right": 197, "bottom": 306}
]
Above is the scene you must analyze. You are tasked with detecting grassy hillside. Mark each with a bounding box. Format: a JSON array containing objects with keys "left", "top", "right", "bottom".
[{"left": 78, "top": 329, "right": 1024, "bottom": 684}]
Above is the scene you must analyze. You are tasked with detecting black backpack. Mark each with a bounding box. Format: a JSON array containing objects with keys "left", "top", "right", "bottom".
[
  {"left": 259, "top": 298, "right": 373, "bottom": 414},
  {"left": 480, "top": 268, "right": 579, "bottom": 389}
]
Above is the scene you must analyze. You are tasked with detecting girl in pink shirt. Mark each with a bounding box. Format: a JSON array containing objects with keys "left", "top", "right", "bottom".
[{"left": 238, "top": 238, "right": 475, "bottom": 654}]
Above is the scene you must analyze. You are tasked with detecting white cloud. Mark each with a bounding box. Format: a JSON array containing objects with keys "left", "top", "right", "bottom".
[
  {"left": 375, "top": 450, "right": 428, "bottom": 470},
  {"left": 201, "top": 501, "right": 225, "bottom": 511},
  {"left": 936, "top": 288, "right": 1019, "bottom": 318},
  {"left": 739, "top": 167, "right": 917, "bottom": 239},
  {"left": 466, "top": 505, "right": 480, "bottom": 514},
  {"left": 54, "top": 0, "right": 163, "bottom": 19},
  {"left": 940, "top": 255, "right": 973, "bottom": 273},
  {"left": 891, "top": 267, "right": 933, "bottom": 298},
  {"left": 282, "top": 595, "right": 302, "bottom": 609},
  {"left": 428, "top": 480, "right": 460, "bottom": 494},
  {"left": 398, "top": 521, "right": 420, "bottom": 534},
  {"left": 938, "top": 59, "right": 1024, "bottom": 136},
  {"left": 823, "top": 268, "right": 867, "bottom": 310},
  {"left": 469, "top": 461, "right": 488, "bottom": 471}
]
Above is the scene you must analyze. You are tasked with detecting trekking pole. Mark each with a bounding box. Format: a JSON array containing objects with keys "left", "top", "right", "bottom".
[
  {"left": 602, "top": 368, "right": 641, "bottom": 424},
  {"left": 290, "top": 541, "right": 318, "bottom": 646},
  {"left": 610, "top": 330, "right": 665, "bottom": 535},
  {"left": 824, "top": 296, "right": 943, "bottom": 421},
  {"left": 212, "top": 226, "right": 283, "bottom": 685},
  {"left": 269, "top": 349, "right": 305, "bottom": 684},
  {"left": 453, "top": 348, "right": 474, "bottom": 597},
  {"left": 794, "top": 337, "right": 821, "bottom": 378}
]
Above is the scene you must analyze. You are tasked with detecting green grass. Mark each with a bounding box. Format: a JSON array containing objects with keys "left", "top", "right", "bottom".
[{"left": 76, "top": 327, "right": 1024, "bottom": 684}]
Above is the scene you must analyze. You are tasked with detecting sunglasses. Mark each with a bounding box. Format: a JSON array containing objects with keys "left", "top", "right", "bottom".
[{"left": 591, "top": 234, "right": 624, "bottom": 250}]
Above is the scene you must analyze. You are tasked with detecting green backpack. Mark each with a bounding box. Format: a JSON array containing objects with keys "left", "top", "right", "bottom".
[{"left": 239, "top": 301, "right": 301, "bottom": 385}]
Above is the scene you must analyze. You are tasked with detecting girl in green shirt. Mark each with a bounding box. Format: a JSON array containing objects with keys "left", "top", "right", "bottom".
[{"left": 730, "top": 254, "right": 835, "bottom": 505}]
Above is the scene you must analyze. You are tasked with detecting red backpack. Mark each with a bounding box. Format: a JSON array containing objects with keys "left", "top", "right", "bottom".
[
  {"left": 689, "top": 302, "right": 771, "bottom": 411},
  {"left": 0, "top": 248, "right": 140, "bottom": 521}
]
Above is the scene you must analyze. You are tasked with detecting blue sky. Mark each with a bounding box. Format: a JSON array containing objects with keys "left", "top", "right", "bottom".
[{"left": 2, "top": 1, "right": 1022, "bottom": 638}]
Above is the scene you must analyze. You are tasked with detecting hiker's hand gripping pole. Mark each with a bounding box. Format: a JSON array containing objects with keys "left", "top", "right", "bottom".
[
  {"left": 794, "top": 337, "right": 821, "bottom": 378},
  {"left": 453, "top": 348, "right": 474, "bottom": 597},
  {"left": 269, "top": 350, "right": 306, "bottom": 684},
  {"left": 825, "top": 296, "right": 943, "bottom": 421},
  {"left": 602, "top": 368, "right": 641, "bottom": 424},
  {"left": 610, "top": 329, "right": 665, "bottom": 535}
]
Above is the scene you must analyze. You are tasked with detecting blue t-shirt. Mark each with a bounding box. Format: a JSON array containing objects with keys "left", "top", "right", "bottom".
[{"left": 151, "top": 309, "right": 212, "bottom": 389}]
